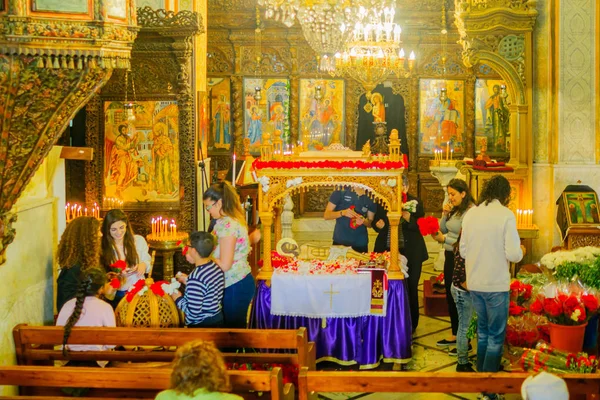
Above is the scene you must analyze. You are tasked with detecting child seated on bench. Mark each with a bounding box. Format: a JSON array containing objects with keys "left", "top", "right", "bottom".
[
  {"left": 172, "top": 232, "right": 225, "bottom": 328},
  {"left": 156, "top": 340, "right": 242, "bottom": 400},
  {"left": 56, "top": 267, "right": 116, "bottom": 367}
]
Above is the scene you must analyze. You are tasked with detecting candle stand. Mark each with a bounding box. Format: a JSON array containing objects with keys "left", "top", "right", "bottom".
[{"left": 146, "top": 233, "right": 188, "bottom": 281}]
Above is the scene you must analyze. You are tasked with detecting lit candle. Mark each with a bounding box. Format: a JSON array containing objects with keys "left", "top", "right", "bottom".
[
  {"left": 65, "top": 203, "right": 70, "bottom": 221},
  {"left": 446, "top": 142, "right": 450, "bottom": 161},
  {"left": 450, "top": 149, "right": 454, "bottom": 160},
  {"left": 151, "top": 218, "right": 155, "bottom": 236},
  {"left": 232, "top": 153, "right": 237, "bottom": 187},
  {"left": 84, "top": 207, "right": 88, "bottom": 216},
  {"left": 517, "top": 209, "right": 522, "bottom": 227}
]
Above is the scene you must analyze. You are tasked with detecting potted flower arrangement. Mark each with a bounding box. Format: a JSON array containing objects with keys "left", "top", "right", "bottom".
[{"left": 529, "top": 288, "right": 599, "bottom": 352}]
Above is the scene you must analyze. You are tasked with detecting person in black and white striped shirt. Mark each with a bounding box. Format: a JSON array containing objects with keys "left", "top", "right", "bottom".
[{"left": 171, "top": 231, "right": 225, "bottom": 328}]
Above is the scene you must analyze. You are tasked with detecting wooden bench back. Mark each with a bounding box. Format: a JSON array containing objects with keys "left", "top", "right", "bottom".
[
  {"left": 13, "top": 324, "right": 311, "bottom": 368},
  {"left": 0, "top": 366, "right": 294, "bottom": 400},
  {"left": 298, "top": 368, "right": 600, "bottom": 399}
]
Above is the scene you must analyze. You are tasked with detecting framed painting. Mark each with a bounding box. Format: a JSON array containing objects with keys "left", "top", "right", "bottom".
[
  {"left": 31, "top": 0, "right": 89, "bottom": 13},
  {"left": 418, "top": 79, "right": 465, "bottom": 155},
  {"left": 106, "top": 0, "right": 127, "bottom": 19},
  {"left": 243, "top": 77, "right": 290, "bottom": 154},
  {"left": 103, "top": 100, "right": 180, "bottom": 207},
  {"left": 562, "top": 192, "right": 600, "bottom": 226},
  {"left": 475, "top": 79, "right": 510, "bottom": 156},
  {"left": 299, "top": 79, "right": 345, "bottom": 150},
  {"left": 207, "top": 78, "right": 231, "bottom": 152}
]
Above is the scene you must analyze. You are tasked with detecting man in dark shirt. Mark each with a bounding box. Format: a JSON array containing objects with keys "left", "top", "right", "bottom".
[{"left": 324, "top": 187, "right": 376, "bottom": 253}]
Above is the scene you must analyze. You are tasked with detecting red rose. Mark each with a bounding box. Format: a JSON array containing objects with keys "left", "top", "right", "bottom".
[
  {"left": 402, "top": 193, "right": 408, "bottom": 203},
  {"left": 582, "top": 294, "right": 599, "bottom": 312},
  {"left": 563, "top": 295, "right": 581, "bottom": 315},
  {"left": 110, "top": 259, "right": 127, "bottom": 271},
  {"left": 509, "top": 301, "right": 525, "bottom": 316},
  {"left": 530, "top": 299, "right": 544, "bottom": 315},
  {"left": 522, "top": 284, "right": 533, "bottom": 300},
  {"left": 182, "top": 245, "right": 189, "bottom": 256},
  {"left": 110, "top": 278, "right": 121, "bottom": 289},
  {"left": 543, "top": 298, "right": 563, "bottom": 317}
]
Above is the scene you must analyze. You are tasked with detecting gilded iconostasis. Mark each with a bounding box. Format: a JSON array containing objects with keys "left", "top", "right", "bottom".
[{"left": 205, "top": 0, "right": 514, "bottom": 213}]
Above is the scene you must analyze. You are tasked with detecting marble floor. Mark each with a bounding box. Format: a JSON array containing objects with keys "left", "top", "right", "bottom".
[{"left": 291, "top": 229, "right": 524, "bottom": 400}]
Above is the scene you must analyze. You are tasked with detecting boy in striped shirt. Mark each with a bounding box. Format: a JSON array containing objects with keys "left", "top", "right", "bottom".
[{"left": 171, "top": 231, "right": 225, "bottom": 328}]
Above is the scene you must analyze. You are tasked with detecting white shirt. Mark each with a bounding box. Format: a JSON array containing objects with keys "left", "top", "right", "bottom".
[
  {"left": 117, "top": 235, "right": 152, "bottom": 291},
  {"left": 460, "top": 199, "right": 523, "bottom": 292}
]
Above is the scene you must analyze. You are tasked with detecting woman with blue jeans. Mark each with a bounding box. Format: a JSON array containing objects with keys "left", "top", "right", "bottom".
[
  {"left": 432, "top": 179, "right": 475, "bottom": 350},
  {"left": 203, "top": 181, "right": 255, "bottom": 328},
  {"left": 451, "top": 235, "right": 475, "bottom": 372}
]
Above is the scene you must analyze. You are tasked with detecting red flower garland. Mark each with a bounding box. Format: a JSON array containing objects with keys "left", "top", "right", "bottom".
[
  {"left": 417, "top": 216, "right": 439, "bottom": 236},
  {"left": 150, "top": 280, "right": 169, "bottom": 297},
  {"left": 252, "top": 156, "right": 407, "bottom": 171},
  {"left": 125, "top": 279, "right": 147, "bottom": 302}
]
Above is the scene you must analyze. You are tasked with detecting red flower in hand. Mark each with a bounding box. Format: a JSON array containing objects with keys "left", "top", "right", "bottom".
[
  {"left": 110, "top": 278, "right": 121, "bottom": 289},
  {"left": 182, "top": 246, "right": 189, "bottom": 256},
  {"left": 110, "top": 259, "right": 127, "bottom": 271},
  {"left": 402, "top": 193, "right": 407, "bottom": 203}
]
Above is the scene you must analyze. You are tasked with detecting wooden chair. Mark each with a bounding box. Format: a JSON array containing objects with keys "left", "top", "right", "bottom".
[
  {"left": 0, "top": 366, "right": 294, "bottom": 400},
  {"left": 297, "top": 368, "right": 600, "bottom": 400},
  {"left": 13, "top": 324, "right": 316, "bottom": 370}
]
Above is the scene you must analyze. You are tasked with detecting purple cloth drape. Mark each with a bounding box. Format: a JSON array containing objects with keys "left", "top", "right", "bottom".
[{"left": 249, "top": 279, "right": 412, "bottom": 368}]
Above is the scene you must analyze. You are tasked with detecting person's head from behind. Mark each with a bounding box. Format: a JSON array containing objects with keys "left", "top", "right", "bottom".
[
  {"left": 58, "top": 216, "right": 101, "bottom": 270},
  {"left": 186, "top": 231, "right": 215, "bottom": 264},
  {"left": 203, "top": 181, "right": 245, "bottom": 224},
  {"left": 62, "top": 267, "right": 108, "bottom": 355},
  {"left": 402, "top": 174, "right": 409, "bottom": 194},
  {"left": 447, "top": 178, "right": 475, "bottom": 215},
  {"left": 479, "top": 174, "right": 512, "bottom": 206},
  {"left": 521, "top": 371, "right": 568, "bottom": 400},
  {"left": 170, "top": 340, "right": 230, "bottom": 395},
  {"left": 101, "top": 209, "right": 139, "bottom": 268}
]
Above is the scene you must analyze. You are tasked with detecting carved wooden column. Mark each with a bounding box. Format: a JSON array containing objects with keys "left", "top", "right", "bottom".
[
  {"left": 408, "top": 77, "right": 420, "bottom": 173},
  {"left": 257, "top": 212, "right": 274, "bottom": 280},
  {"left": 273, "top": 206, "right": 282, "bottom": 245},
  {"left": 231, "top": 75, "right": 244, "bottom": 156},
  {"left": 289, "top": 47, "right": 299, "bottom": 144},
  {"left": 387, "top": 212, "right": 402, "bottom": 279},
  {"left": 464, "top": 75, "right": 476, "bottom": 159}
]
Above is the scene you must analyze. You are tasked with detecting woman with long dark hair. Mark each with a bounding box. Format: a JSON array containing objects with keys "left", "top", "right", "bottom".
[
  {"left": 56, "top": 216, "right": 102, "bottom": 313},
  {"left": 202, "top": 181, "right": 254, "bottom": 328},
  {"left": 56, "top": 267, "right": 115, "bottom": 366},
  {"left": 432, "top": 179, "right": 475, "bottom": 358},
  {"left": 101, "top": 209, "right": 152, "bottom": 308}
]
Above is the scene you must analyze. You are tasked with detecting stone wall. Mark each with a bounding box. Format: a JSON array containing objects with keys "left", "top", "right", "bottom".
[{"left": 0, "top": 148, "right": 64, "bottom": 395}]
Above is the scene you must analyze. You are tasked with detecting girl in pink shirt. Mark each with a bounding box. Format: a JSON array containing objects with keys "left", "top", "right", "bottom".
[{"left": 56, "top": 267, "right": 116, "bottom": 365}]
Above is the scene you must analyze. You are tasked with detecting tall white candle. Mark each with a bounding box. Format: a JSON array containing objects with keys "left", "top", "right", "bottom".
[{"left": 232, "top": 153, "right": 237, "bottom": 187}]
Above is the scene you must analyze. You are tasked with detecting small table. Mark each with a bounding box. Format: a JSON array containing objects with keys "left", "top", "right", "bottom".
[{"left": 146, "top": 234, "right": 189, "bottom": 281}]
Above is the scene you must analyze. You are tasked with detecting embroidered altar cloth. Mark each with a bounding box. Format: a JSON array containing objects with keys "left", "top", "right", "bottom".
[{"left": 271, "top": 272, "right": 377, "bottom": 318}]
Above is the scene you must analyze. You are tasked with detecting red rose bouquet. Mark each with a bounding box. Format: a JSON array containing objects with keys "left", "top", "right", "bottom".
[
  {"left": 506, "top": 315, "right": 539, "bottom": 348},
  {"left": 531, "top": 290, "right": 600, "bottom": 326},
  {"left": 510, "top": 279, "right": 533, "bottom": 305},
  {"left": 416, "top": 216, "right": 439, "bottom": 236}
]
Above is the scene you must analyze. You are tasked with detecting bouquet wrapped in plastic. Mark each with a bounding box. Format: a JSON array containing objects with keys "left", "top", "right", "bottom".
[{"left": 516, "top": 340, "right": 598, "bottom": 373}]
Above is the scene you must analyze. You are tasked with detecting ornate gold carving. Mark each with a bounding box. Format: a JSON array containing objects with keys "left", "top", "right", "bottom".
[
  {"left": 456, "top": 0, "right": 534, "bottom": 12},
  {"left": 569, "top": 235, "right": 600, "bottom": 249},
  {"left": 0, "top": 54, "right": 112, "bottom": 264},
  {"left": 241, "top": 46, "right": 290, "bottom": 75},
  {"left": 420, "top": 46, "right": 468, "bottom": 77},
  {"left": 207, "top": 46, "right": 234, "bottom": 74},
  {"left": 289, "top": 77, "right": 299, "bottom": 144},
  {"left": 305, "top": 188, "right": 334, "bottom": 214},
  {"left": 136, "top": 7, "right": 202, "bottom": 33}
]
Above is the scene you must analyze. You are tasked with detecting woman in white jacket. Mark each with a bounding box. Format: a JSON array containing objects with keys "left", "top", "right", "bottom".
[{"left": 101, "top": 209, "right": 152, "bottom": 308}]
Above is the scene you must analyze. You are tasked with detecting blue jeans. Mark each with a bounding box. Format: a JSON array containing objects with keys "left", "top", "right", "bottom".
[
  {"left": 223, "top": 273, "right": 256, "bottom": 328},
  {"left": 471, "top": 291, "right": 509, "bottom": 373},
  {"left": 451, "top": 285, "right": 473, "bottom": 365}
]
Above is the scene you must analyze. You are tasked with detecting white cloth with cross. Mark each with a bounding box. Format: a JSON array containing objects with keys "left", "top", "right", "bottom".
[{"left": 271, "top": 272, "right": 373, "bottom": 318}]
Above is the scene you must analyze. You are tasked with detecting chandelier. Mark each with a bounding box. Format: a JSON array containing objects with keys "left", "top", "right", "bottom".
[
  {"left": 257, "top": 0, "right": 397, "bottom": 73},
  {"left": 330, "top": 5, "right": 415, "bottom": 109}
]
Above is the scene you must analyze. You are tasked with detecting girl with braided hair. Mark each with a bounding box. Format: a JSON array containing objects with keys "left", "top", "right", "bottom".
[
  {"left": 56, "top": 216, "right": 102, "bottom": 313},
  {"left": 56, "top": 267, "right": 115, "bottom": 366}
]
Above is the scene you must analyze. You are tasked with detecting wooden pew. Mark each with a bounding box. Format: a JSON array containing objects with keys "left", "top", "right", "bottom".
[
  {"left": 297, "top": 368, "right": 600, "bottom": 400},
  {"left": 0, "top": 366, "right": 294, "bottom": 400},
  {"left": 13, "top": 324, "right": 316, "bottom": 370}
]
